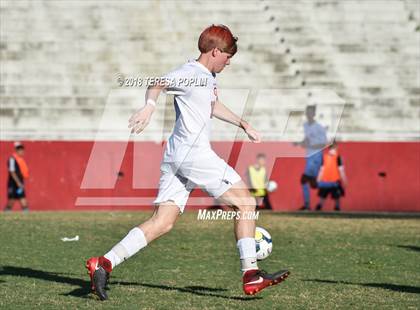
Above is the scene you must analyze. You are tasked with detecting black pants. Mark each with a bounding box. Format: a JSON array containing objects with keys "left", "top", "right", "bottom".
[{"left": 7, "top": 183, "right": 26, "bottom": 199}]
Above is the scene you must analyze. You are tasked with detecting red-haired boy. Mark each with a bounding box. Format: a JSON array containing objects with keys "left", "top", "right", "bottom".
[{"left": 86, "top": 25, "right": 289, "bottom": 300}]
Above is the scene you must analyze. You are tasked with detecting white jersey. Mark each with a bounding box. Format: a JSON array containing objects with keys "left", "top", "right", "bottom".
[
  {"left": 154, "top": 60, "right": 241, "bottom": 211},
  {"left": 162, "top": 60, "right": 217, "bottom": 162},
  {"left": 303, "top": 121, "right": 327, "bottom": 155}
]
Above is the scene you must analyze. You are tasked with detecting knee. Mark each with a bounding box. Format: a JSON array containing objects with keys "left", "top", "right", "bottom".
[{"left": 151, "top": 215, "right": 175, "bottom": 235}]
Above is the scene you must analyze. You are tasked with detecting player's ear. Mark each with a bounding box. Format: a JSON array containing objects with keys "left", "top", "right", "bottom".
[{"left": 212, "top": 48, "right": 220, "bottom": 58}]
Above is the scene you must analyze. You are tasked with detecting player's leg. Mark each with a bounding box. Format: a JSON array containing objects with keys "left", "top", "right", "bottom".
[
  {"left": 300, "top": 174, "right": 311, "bottom": 210},
  {"left": 262, "top": 194, "right": 273, "bottom": 210},
  {"left": 218, "top": 180, "right": 257, "bottom": 270},
  {"left": 219, "top": 180, "right": 256, "bottom": 239},
  {"left": 104, "top": 202, "right": 180, "bottom": 268},
  {"left": 86, "top": 202, "right": 180, "bottom": 300},
  {"left": 86, "top": 160, "right": 191, "bottom": 300},
  {"left": 4, "top": 198, "right": 14, "bottom": 212},
  {"left": 301, "top": 153, "right": 322, "bottom": 210},
  {"left": 138, "top": 201, "right": 180, "bottom": 241},
  {"left": 253, "top": 196, "right": 260, "bottom": 210},
  {"left": 4, "top": 184, "right": 17, "bottom": 212},
  {"left": 218, "top": 180, "right": 289, "bottom": 295},
  {"left": 301, "top": 156, "right": 313, "bottom": 209},
  {"left": 316, "top": 184, "right": 328, "bottom": 211},
  {"left": 188, "top": 152, "right": 288, "bottom": 294},
  {"left": 19, "top": 198, "right": 29, "bottom": 212},
  {"left": 332, "top": 186, "right": 341, "bottom": 211},
  {"left": 334, "top": 198, "right": 341, "bottom": 211},
  {"left": 315, "top": 197, "right": 326, "bottom": 211}
]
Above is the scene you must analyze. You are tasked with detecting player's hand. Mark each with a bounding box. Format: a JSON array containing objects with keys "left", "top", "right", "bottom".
[
  {"left": 128, "top": 104, "right": 155, "bottom": 134},
  {"left": 294, "top": 139, "right": 308, "bottom": 148},
  {"left": 243, "top": 123, "right": 261, "bottom": 143}
]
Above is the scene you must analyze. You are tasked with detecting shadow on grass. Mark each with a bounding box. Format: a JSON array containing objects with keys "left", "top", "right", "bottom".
[
  {"left": 0, "top": 266, "right": 260, "bottom": 301},
  {"left": 138, "top": 283, "right": 261, "bottom": 300},
  {"left": 304, "top": 279, "right": 420, "bottom": 294},
  {"left": 396, "top": 245, "right": 420, "bottom": 253}
]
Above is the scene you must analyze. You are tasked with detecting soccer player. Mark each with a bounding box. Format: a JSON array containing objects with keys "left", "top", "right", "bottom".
[
  {"left": 297, "top": 105, "right": 328, "bottom": 210},
  {"left": 4, "top": 142, "right": 29, "bottom": 212},
  {"left": 316, "top": 142, "right": 347, "bottom": 211},
  {"left": 86, "top": 24, "right": 289, "bottom": 300},
  {"left": 247, "top": 153, "right": 273, "bottom": 210}
]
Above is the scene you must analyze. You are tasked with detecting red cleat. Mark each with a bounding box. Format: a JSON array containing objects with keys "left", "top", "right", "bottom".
[
  {"left": 243, "top": 269, "right": 290, "bottom": 295},
  {"left": 86, "top": 256, "right": 112, "bottom": 300}
]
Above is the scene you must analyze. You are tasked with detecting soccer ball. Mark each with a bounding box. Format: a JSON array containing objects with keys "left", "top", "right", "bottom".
[
  {"left": 266, "top": 180, "right": 278, "bottom": 193},
  {"left": 255, "top": 227, "right": 273, "bottom": 260}
]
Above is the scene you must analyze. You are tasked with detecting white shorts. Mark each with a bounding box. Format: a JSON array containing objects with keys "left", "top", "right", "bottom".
[{"left": 154, "top": 149, "right": 241, "bottom": 213}]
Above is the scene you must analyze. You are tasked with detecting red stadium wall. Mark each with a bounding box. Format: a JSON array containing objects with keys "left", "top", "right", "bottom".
[{"left": 0, "top": 141, "right": 419, "bottom": 212}]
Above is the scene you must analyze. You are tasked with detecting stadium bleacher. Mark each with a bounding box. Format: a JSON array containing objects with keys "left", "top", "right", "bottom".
[{"left": 0, "top": 0, "right": 419, "bottom": 141}]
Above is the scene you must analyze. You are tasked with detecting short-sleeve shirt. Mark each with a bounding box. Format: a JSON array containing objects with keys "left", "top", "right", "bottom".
[
  {"left": 154, "top": 61, "right": 242, "bottom": 210},
  {"left": 304, "top": 121, "right": 327, "bottom": 156},
  {"left": 162, "top": 60, "right": 217, "bottom": 163}
]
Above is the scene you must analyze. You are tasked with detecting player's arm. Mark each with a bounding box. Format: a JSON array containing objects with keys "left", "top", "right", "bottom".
[
  {"left": 294, "top": 137, "right": 308, "bottom": 147},
  {"left": 338, "top": 157, "right": 347, "bottom": 186},
  {"left": 8, "top": 158, "right": 24, "bottom": 188},
  {"left": 339, "top": 166, "right": 347, "bottom": 186},
  {"left": 10, "top": 171, "right": 23, "bottom": 188},
  {"left": 128, "top": 84, "right": 165, "bottom": 134},
  {"left": 212, "top": 99, "right": 261, "bottom": 143}
]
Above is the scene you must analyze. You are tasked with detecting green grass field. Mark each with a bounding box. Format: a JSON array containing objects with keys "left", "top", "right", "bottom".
[{"left": 1, "top": 211, "right": 419, "bottom": 309}]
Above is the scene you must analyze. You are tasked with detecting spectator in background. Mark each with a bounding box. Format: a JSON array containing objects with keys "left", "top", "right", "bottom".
[
  {"left": 297, "top": 105, "right": 328, "bottom": 210},
  {"left": 316, "top": 142, "right": 347, "bottom": 211},
  {"left": 247, "top": 153, "right": 272, "bottom": 210},
  {"left": 4, "top": 142, "right": 29, "bottom": 212}
]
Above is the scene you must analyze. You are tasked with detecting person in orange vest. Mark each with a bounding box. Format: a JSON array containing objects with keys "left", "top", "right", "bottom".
[
  {"left": 316, "top": 142, "right": 347, "bottom": 211},
  {"left": 4, "top": 142, "right": 30, "bottom": 212},
  {"left": 246, "top": 153, "right": 272, "bottom": 210}
]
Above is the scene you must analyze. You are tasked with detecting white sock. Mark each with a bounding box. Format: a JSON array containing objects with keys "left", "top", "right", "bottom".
[
  {"left": 104, "top": 227, "right": 148, "bottom": 268},
  {"left": 237, "top": 237, "right": 258, "bottom": 272}
]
